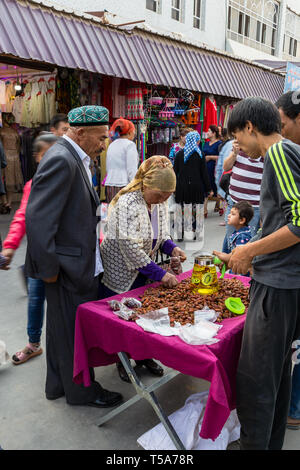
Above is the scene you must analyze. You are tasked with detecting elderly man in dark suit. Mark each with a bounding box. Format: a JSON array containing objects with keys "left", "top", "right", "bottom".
[{"left": 25, "top": 106, "right": 123, "bottom": 408}]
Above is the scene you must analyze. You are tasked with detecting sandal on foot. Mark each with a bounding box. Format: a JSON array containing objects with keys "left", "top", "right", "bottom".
[{"left": 12, "top": 343, "right": 43, "bottom": 365}]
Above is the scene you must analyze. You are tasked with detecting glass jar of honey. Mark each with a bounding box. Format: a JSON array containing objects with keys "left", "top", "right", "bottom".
[{"left": 191, "top": 252, "right": 219, "bottom": 295}]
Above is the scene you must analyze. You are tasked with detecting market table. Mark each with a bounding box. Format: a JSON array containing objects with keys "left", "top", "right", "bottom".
[{"left": 73, "top": 270, "right": 250, "bottom": 448}]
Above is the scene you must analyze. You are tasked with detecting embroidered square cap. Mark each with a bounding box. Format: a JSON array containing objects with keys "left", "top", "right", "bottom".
[{"left": 68, "top": 105, "right": 109, "bottom": 126}]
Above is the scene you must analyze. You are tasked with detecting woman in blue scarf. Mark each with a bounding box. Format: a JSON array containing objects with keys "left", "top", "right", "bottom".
[{"left": 173, "top": 131, "right": 212, "bottom": 241}]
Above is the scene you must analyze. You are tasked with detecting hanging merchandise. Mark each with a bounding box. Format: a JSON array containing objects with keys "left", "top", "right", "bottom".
[
  {"left": 69, "top": 70, "right": 81, "bottom": 109},
  {"left": 0, "top": 116, "right": 23, "bottom": 193},
  {"left": 174, "top": 100, "right": 188, "bottom": 116},
  {"left": 202, "top": 95, "right": 218, "bottom": 139},
  {"left": 159, "top": 103, "right": 174, "bottom": 119},
  {"left": 148, "top": 89, "right": 163, "bottom": 106},
  {"left": 56, "top": 69, "right": 71, "bottom": 114},
  {"left": 5, "top": 82, "right": 15, "bottom": 113},
  {"left": 0, "top": 80, "right": 6, "bottom": 112},
  {"left": 164, "top": 89, "right": 178, "bottom": 108},
  {"left": 126, "top": 87, "right": 144, "bottom": 120},
  {"left": 46, "top": 76, "right": 57, "bottom": 119},
  {"left": 112, "top": 78, "right": 126, "bottom": 118},
  {"left": 20, "top": 82, "right": 32, "bottom": 128}
]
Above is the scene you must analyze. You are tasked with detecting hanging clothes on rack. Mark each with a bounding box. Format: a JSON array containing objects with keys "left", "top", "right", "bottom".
[
  {"left": 0, "top": 124, "right": 23, "bottom": 192},
  {"left": 5, "top": 82, "right": 15, "bottom": 113},
  {"left": 202, "top": 95, "right": 218, "bottom": 139},
  {"left": 20, "top": 82, "right": 32, "bottom": 128},
  {"left": 0, "top": 80, "right": 6, "bottom": 110},
  {"left": 12, "top": 95, "right": 24, "bottom": 124}
]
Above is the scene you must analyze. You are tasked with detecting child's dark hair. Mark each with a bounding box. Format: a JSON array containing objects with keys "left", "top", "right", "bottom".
[{"left": 233, "top": 201, "right": 254, "bottom": 225}]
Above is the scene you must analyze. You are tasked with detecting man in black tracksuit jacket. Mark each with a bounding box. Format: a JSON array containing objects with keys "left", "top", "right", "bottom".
[{"left": 225, "top": 97, "right": 300, "bottom": 450}]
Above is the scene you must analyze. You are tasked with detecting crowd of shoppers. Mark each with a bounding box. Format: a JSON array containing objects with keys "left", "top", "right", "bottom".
[{"left": 1, "top": 92, "right": 300, "bottom": 451}]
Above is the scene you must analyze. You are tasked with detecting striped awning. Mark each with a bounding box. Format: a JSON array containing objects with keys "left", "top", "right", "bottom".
[{"left": 0, "top": 0, "right": 285, "bottom": 101}]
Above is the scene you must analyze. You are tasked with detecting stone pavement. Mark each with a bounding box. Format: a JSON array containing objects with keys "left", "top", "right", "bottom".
[{"left": 0, "top": 202, "right": 299, "bottom": 450}]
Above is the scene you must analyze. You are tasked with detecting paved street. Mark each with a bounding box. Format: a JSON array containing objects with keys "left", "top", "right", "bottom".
[{"left": 0, "top": 202, "right": 299, "bottom": 450}]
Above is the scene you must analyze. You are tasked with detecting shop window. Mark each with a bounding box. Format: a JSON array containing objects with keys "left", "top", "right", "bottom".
[
  {"left": 171, "top": 0, "right": 182, "bottom": 22},
  {"left": 227, "top": 0, "right": 279, "bottom": 56},
  {"left": 146, "top": 0, "right": 159, "bottom": 13}
]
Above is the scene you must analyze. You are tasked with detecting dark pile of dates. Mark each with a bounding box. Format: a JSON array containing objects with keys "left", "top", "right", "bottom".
[{"left": 130, "top": 277, "right": 250, "bottom": 326}]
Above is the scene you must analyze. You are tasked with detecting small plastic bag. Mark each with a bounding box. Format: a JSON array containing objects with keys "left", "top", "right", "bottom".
[
  {"left": 136, "top": 308, "right": 179, "bottom": 336},
  {"left": 194, "top": 306, "right": 218, "bottom": 324},
  {"left": 178, "top": 320, "right": 222, "bottom": 345},
  {"left": 108, "top": 300, "right": 123, "bottom": 311},
  {"left": 137, "top": 307, "right": 170, "bottom": 326},
  {"left": 121, "top": 297, "right": 142, "bottom": 309},
  {"left": 113, "top": 305, "right": 135, "bottom": 321}
]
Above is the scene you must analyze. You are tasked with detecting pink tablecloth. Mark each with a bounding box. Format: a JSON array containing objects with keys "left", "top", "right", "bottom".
[{"left": 73, "top": 271, "right": 250, "bottom": 441}]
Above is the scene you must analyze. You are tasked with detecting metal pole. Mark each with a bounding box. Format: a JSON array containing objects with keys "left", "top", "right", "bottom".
[{"left": 275, "top": 0, "right": 287, "bottom": 59}]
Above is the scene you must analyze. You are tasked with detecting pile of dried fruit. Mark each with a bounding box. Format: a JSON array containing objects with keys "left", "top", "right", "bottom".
[{"left": 130, "top": 277, "right": 250, "bottom": 325}]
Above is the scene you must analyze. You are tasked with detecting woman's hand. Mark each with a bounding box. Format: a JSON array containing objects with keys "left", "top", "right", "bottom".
[
  {"left": 171, "top": 247, "right": 187, "bottom": 262},
  {"left": 161, "top": 272, "right": 179, "bottom": 288}
]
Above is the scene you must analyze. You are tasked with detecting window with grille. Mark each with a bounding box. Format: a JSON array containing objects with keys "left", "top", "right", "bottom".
[
  {"left": 227, "top": 0, "right": 279, "bottom": 56},
  {"left": 171, "top": 0, "right": 182, "bottom": 21},
  {"left": 193, "top": 0, "right": 202, "bottom": 29},
  {"left": 283, "top": 10, "right": 300, "bottom": 59},
  {"left": 146, "top": 0, "right": 159, "bottom": 12}
]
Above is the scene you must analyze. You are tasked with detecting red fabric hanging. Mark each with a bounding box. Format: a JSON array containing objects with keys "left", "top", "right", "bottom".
[{"left": 203, "top": 97, "right": 218, "bottom": 133}]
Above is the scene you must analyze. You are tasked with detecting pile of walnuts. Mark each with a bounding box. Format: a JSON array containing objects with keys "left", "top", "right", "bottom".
[{"left": 131, "top": 277, "right": 250, "bottom": 326}]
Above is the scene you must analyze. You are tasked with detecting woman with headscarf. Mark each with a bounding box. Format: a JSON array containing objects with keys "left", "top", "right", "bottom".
[
  {"left": 100, "top": 156, "right": 186, "bottom": 382},
  {"left": 202, "top": 125, "right": 223, "bottom": 217},
  {"left": 105, "top": 118, "right": 139, "bottom": 203},
  {"left": 173, "top": 131, "right": 212, "bottom": 241}
]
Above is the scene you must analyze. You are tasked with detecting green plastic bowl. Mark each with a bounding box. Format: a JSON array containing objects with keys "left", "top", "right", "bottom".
[{"left": 225, "top": 297, "right": 246, "bottom": 315}]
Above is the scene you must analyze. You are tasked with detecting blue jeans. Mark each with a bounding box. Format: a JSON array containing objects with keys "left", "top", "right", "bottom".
[
  {"left": 290, "top": 343, "right": 300, "bottom": 419},
  {"left": 27, "top": 277, "right": 46, "bottom": 344},
  {"left": 222, "top": 196, "right": 261, "bottom": 253}
]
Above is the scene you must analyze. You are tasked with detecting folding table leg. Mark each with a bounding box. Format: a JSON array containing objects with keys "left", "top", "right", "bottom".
[{"left": 98, "top": 352, "right": 185, "bottom": 451}]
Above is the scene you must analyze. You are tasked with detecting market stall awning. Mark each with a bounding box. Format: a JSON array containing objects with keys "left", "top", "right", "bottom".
[{"left": 0, "top": 0, "right": 285, "bottom": 101}]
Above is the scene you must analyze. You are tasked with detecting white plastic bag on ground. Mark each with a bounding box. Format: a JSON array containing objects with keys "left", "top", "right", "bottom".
[
  {"left": 0, "top": 340, "right": 9, "bottom": 366},
  {"left": 137, "top": 391, "right": 240, "bottom": 451}
]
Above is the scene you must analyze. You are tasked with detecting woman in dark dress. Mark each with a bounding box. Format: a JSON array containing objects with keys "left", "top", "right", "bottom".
[
  {"left": 202, "top": 125, "right": 222, "bottom": 217},
  {"left": 173, "top": 131, "right": 211, "bottom": 241}
]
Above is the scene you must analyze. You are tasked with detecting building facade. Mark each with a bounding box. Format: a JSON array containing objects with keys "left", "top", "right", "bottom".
[{"left": 48, "top": 0, "right": 300, "bottom": 62}]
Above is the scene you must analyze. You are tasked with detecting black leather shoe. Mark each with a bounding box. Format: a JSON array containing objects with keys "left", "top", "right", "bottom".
[
  {"left": 135, "top": 359, "right": 164, "bottom": 377},
  {"left": 87, "top": 389, "right": 123, "bottom": 408}
]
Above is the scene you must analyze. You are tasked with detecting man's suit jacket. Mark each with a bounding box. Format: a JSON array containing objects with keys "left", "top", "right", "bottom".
[{"left": 25, "top": 138, "right": 100, "bottom": 294}]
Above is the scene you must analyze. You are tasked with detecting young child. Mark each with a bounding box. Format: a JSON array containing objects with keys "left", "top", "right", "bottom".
[{"left": 213, "top": 201, "right": 254, "bottom": 267}]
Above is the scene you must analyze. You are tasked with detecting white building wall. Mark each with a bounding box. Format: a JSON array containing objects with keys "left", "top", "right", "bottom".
[
  {"left": 48, "top": 0, "right": 227, "bottom": 50},
  {"left": 45, "top": 0, "right": 300, "bottom": 61}
]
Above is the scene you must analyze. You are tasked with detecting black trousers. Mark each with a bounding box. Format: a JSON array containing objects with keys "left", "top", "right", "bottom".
[
  {"left": 236, "top": 280, "right": 300, "bottom": 450},
  {"left": 45, "top": 275, "right": 103, "bottom": 405}
]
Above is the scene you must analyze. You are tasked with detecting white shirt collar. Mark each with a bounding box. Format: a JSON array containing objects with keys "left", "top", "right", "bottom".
[{"left": 63, "top": 134, "right": 90, "bottom": 165}]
